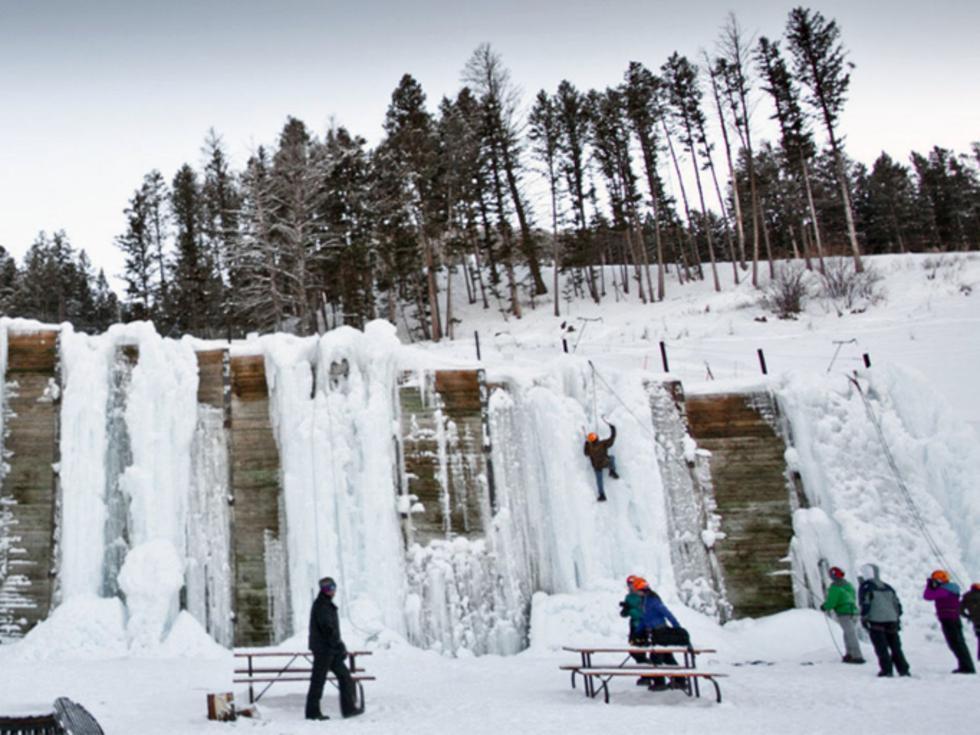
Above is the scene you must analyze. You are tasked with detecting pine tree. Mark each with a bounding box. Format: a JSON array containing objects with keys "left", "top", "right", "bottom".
[
  {"left": 381, "top": 74, "right": 443, "bottom": 338},
  {"left": 663, "top": 52, "right": 721, "bottom": 291},
  {"left": 555, "top": 80, "right": 599, "bottom": 302},
  {"left": 201, "top": 129, "right": 239, "bottom": 334},
  {"left": 528, "top": 90, "right": 563, "bottom": 316},
  {"left": 171, "top": 163, "right": 223, "bottom": 336},
  {"left": 756, "top": 36, "right": 826, "bottom": 272},
  {"left": 464, "top": 44, "right": 547, "bottom": 300},
  {"left": 116, "top": 185, "right": 155, "bottom": 317},
  {"left": 623, "top": 62, "right": 671, "bottom": 299},
  {"left": 786, "top": 6, "right": 864, "bottom": 272},
  {"left": 718, "top": 13, "right": 767, "bottom": 285},
  {"left": 141, "top": 170, "right": 172, "bottom": 316},
  {"left": 0, "top": 246, "right": 17, "bottom": 313}
]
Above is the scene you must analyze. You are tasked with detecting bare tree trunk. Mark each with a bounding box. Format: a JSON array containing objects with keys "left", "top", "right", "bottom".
[
  {"left": 662, "top": 118, "right": 702, "bottom": 280},
  {"left": 800, "top": 157, "right": 827, "bottom": 274},
  {"left": 421, "top": 233, "right": 442, "bottom": 341},
  {"left": 708, "top": 60, "right": 747, "bottom": 269},
  {"left": 705, "top": 143, "right": 740, "bottom": 285}
]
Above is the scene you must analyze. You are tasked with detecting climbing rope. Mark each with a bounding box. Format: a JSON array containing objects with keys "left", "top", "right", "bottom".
[{"left": 846, "top": 374, "right": 961, "bottom": 586}]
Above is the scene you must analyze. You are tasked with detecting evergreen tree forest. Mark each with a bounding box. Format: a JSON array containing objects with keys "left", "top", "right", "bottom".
[{"left": 3, "top": 8, "right": 980, "bottom": 339}]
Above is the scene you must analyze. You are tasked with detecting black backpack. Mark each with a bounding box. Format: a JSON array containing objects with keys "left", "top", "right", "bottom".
[{"left": 649, "top": 626, "right": 691, "bottom": 647}]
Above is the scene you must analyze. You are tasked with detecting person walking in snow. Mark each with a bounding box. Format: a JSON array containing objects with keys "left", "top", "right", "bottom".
[
  {"left": 821, "top": 566, "right": 865, "bottom": 664},
  {"left": 858, "top": 564, "right": 910, "bottom": 677},
  {"left": 924, "top": 570, "right": 975, "bottom": 673},
  {"left": 305, "top": 577, "right": 364, "bottom": 720},
  {"left": 584, "top": 420, "right": 618, "bottom": 502},
  {"left": 961, "top": 583, "right": 980, "bottom": 661}
]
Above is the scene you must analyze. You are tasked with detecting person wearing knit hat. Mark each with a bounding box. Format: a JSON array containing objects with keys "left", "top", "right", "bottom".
[{"left": 305, "top": 577, "right": 364, "bottom": 720}]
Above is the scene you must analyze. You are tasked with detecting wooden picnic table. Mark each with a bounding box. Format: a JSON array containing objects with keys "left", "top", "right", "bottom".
[
  {"left": 560, "top": 646, "right": 724, "bottom": 703},
  {"left": 233, "top": 650, "right": 374, "bottom": 705}
]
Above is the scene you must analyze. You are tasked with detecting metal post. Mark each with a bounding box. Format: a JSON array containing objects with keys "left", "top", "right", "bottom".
[
  {"left": 474, "top": 330, "right": 481, "bottom": 361},
  {"left": 757, "top": 348, "right": 768, "bottom": 375},
  {"left": 659, "top": 341, "right": 669, "bottom": 372},
  {"left": 862, "top": 353, "right": 871, "bottom": 368}
]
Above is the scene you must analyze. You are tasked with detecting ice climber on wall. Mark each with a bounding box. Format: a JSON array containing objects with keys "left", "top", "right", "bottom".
[
  {"left": 960, "top": 582, "right": 980, "bottom": 661},
  {"left": 821, "top": 566, "right": 866, "bottom": 664},
  {"left": 583, "top": 419, "right": 618, "bottom": 502},
  {"left": 858, "top": 563, "right": 911, "bottom": 677},
  {"left": 924, "top": 570, "right": 976, "bottom": 673}
]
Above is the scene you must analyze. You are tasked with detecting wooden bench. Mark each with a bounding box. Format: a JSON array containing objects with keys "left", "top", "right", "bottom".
[
  {"left": 560, "top": 646, "right": 723, "bottom": 704},
  {"left": 577, "top": 668, "right": 727, "bottom": 704},
  {"left": 233, "top": 650, "right": 375, "bottom": 705}
]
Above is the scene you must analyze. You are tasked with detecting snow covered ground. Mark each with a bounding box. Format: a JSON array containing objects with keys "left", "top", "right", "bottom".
[{"left": 2, "top": 253, "right": 979, "bottom": 732}]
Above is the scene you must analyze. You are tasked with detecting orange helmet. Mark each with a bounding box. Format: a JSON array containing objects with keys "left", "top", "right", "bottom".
[
  {"left": 632, "top": 577, "right": 649, "bottom": 591},
  {"left": 972, "top": 583, "right": 980, "bottom": 592},
  {"left": 587, "top": 432, "right": 598, "bottom": 442},
  {"left": 931, "top": 569, "right": 950, "bottom": 584}
]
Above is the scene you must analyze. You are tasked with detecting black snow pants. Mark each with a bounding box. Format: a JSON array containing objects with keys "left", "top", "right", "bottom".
[
  {"left": 305, "top": 650, "right": 358, "bottom": 718},
  {"left": 868, "top": 623, "right": 909, "bottom": 676},
  {"left": 940, "top": 619, "right": 976, "bottom": 673}
]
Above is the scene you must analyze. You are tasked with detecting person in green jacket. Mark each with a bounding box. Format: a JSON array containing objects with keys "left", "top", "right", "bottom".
[
  {"left": 619, "top": 575, "right": 650, "bottom": 682},
  {"left": 821, "top": 566, "right": 866, "bottom": 664}
]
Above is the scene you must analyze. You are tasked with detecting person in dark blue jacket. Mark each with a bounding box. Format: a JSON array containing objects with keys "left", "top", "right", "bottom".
[{"left": 634, "top": 579, "right": 684, "bottom": 690}]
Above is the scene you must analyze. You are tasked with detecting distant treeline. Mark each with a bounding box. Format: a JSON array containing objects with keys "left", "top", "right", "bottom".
[{"left": 3, "top": 7, "right": 979, "bottom": 338}]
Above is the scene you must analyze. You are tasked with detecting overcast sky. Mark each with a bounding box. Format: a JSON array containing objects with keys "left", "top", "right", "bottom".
[{"left": 1, "top": 0, "right": 977, "bottom": 284}]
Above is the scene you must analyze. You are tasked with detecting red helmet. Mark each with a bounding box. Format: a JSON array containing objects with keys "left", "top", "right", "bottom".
[
  {"left": 931, "top": 569, "right": 950, "bottom": 584},
  {"left": 626, "top": 575, "right": 637, "bottom": 588},
  {"left": 633, "top": 577, "right": 649, "bottom": 591},
  {"left": 587, "top": 432, "right": 598, "bottom": 442},
  {"left": 972, "top": 583, "right": 980, "bottom": 591},
  {"left": 828, "top": 566, "right": 845, "bottom": 579}
]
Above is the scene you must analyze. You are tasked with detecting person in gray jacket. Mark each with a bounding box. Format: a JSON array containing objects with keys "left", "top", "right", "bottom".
[{"left": 858, "top": 563, "right": 911, "bottom": 678}]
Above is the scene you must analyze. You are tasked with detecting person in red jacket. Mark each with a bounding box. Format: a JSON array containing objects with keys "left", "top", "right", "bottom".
[{"left": 924, "top": 570, "right": 975, "bottom": 674}]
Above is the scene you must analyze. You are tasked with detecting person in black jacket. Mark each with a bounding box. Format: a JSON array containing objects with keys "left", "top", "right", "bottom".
[
  {"left": 305, "top": 577, "right": 362, "bottom": 720},
  {"left": 962, "top": 582, "right": 980, "bottom": 660},
  {"left": 583, "top": 421, "right": 618, "bottom": 502}
]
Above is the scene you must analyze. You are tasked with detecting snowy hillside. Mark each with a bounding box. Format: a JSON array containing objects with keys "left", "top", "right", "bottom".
[{"left": 0, "top": 253, "right": 978, "bottom": 733}]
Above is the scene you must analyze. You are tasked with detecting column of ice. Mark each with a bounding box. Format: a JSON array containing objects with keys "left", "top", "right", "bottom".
[
  {"left": 57, "top": 327, "right": 111, "bottom": 599},
  {"left": 186, "top": 403, "right": 233, "bottom": 646},
  {"left": 264, "top": 322, "right": 406, "bottom": 638},
  {"left": 116, "top": 326, "right": 198, "bottom": 649}
]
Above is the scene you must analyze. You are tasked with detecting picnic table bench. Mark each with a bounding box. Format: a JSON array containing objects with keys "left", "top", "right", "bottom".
[
  {"left": 561, "top": 646, "right": 726, "bottom": 703},
  {"left": 233, "top": 650, "right": 375, "bottom": 706}
]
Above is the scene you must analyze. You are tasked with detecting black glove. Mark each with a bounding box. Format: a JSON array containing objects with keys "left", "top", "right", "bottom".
[
  {"left": 927, "top": 578, "right": 939, "bottom": 590},
  {"left": 619, "top": 601, "right": 630, "bottom": 617}
]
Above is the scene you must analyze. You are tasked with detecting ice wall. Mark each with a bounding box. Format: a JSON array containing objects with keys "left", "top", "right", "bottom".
[
  {"left": 58, "top": 324, "right": 199, "bottom": 646},
  {"left": 778, "top": 366, "right": 978, "bottom": 626},
  {"left": 488, "top": 361, "right": 675, "bottom": 599},
  {"left": 263, "top": 322, "right": 407, "bottom": 639}
]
